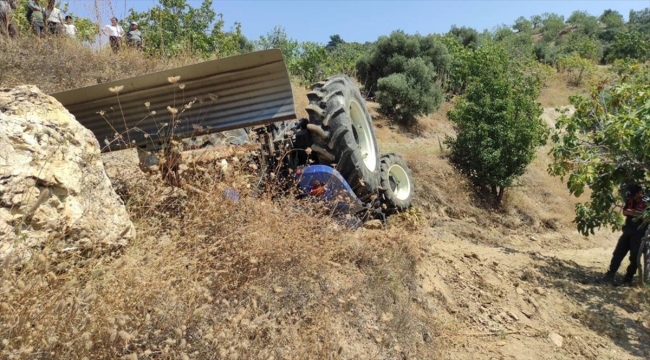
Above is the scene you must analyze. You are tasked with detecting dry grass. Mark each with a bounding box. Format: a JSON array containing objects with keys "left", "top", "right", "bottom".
[
  {"left": 0, "top": 37, "right": 202, "bottom": 94},
  {"left": 0, "top": 157, "right": 440, "bottom": 359}
]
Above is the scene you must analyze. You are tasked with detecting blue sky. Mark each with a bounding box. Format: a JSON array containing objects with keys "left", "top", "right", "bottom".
[{"left": 74, "top": 0, "right": 649, "bottom": 44}]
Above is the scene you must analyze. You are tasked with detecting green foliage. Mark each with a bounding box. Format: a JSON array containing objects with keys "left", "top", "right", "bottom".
[
  {"left": 566, "top": 11, "right": 600, "bottom": 37},
  {"left": 600, "top": 9, "right": 625, "bottom": 29},
  {"left": 448, "top": 25, "right": 481, "bottom": 49},
  {"left": 376, "top": 57, "right": 443, "bottom": 126},
  {"left": 607, "top": 30, "right": 650, "bottom": 63},
  {"left": 445, "top": 44, "right": 548, "bottom": 203},
  {"left": 513, "top": 16, "right": 533, "bottom": 33},
  {"left": 541, "top": 13, "right": 566, "bottom": 41},
  {"left": 629, "top": 8, "right": 650, "bottom": 37},
  {"left": 126, "top": 0, "right": 244, "bottom": 58},
  {"left": 356, "top": 31, "right": 449, "bottom": 123},
  {"left": 257, "top": 25, "right": 299, "bottom": 64},
  {"left": 557, "top": 53, "right": 595, "bottom": 86},
  {"left": 325, "top": 34, "right": 345, "bottom": 51},
  {"left": 549, "top": 63, "right": 650, "bottom": 235},
  {"left": 564, "top": 34, "right": 602, "bottom": 62}
]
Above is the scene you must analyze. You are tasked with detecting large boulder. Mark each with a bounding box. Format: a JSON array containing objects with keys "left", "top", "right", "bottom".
[{"left": 0, "top": 85, "right": 135, "bottom": 262}]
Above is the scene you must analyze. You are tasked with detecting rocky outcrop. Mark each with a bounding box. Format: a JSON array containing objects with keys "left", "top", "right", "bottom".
[{"left": 0, "top": 86, "right": 135, "bottom": 262}]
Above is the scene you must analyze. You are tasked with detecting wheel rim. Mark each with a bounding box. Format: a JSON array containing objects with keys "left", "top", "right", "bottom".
[
  {"left": 388, "top": 164, "right": 411, "bottom": 201},
  {"left": 349, "top": 99, "right": 377, "bottom": 172}
]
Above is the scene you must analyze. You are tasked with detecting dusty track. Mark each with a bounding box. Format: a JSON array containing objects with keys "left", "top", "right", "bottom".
[{"left": 369, "top": 101, "right": 650, "bottom": 359}]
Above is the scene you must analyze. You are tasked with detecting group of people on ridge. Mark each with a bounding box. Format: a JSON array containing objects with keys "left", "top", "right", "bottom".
[
  {"left": 0, "top": 0, "right": 143, "bottom": 53},
  {"left": 0, "top": 0, "right": 76, "bottom": 38},
  {"left": 101, "top": 16, "right": 143, "bottom": 53}
]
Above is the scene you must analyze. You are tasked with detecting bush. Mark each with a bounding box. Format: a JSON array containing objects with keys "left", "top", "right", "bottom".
[
  {"left": 376, "top": 58, "right": 443, "bottom": 126},
  {"left": 606, "top": 30, "right": 650, "bottom": 63},
  {"left": 557, "top": 53, "right": 595, "bottom": 86},
  {"left": 445, "top": 45, "right": 548, "bottom": 204},
  {"left": 356, "top": 31, "right": 451, "bottom": 90}
]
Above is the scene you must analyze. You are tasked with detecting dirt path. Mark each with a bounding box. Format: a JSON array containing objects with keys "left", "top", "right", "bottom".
[
  {"left": 415, "top": 223, "right": 650, "bottom": 359},
  {"left": 369, "top": 103, "right": 650, "bottom": 359}
]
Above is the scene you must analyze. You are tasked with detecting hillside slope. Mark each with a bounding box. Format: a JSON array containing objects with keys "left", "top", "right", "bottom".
[
  {"left": 353, "top": 79, "right": 650, "bottom": 359},
  {"left": 2, "top": 40, "right": 648, "bottom": 357}
]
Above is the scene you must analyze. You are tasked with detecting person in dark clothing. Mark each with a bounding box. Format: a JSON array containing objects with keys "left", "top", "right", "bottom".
[{"left": 601, "top": 184, "right": 648, "bottom": 286}]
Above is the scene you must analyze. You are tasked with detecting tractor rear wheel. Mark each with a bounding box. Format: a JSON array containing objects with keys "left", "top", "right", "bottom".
[{"left": 305, "top": 75, "right": 380, "bottom": 200}]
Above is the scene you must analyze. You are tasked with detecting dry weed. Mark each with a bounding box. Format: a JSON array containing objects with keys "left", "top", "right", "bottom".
[
  {"left": 0, "top": 153, "right": 438, "bottom": 358},
  {"left": 0, "top": 37, "right": 201, "bottom": 94}
]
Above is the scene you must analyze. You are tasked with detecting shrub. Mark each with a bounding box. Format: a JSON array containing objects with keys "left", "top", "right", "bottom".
[
  {"left": 557, "top": 53, "right": 596, "bottom": 86},
  {"left": 445, "top": 45, "right": 548, "bottom": 204},
  {"left": 376, "top": 58, "right": 443, "bottom": 126},
  {"left": 356, "top": 31, "right": 450, "bottom": 107}
]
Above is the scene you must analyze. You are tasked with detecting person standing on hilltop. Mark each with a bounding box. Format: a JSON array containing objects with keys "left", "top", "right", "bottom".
[
  {"left": 125, "top": 21, "right": 143, "bottom": 50},
  {"left": 0, "top": 0, "right": 18, "bottom": 38},
  {"left": 62, "top": 15, "right": 76, "bottom": 38},
  {"left": 601, "top": 184, "right": 648, "bottom": 286},
  {"left": 45, "top": 0, "right": 63, "bottom": 35},
  {"left": 102, "top": 17, "right": 124, "bottom": 53},
  {"left": 29, "top": 0, "right": 45, "bottom": 38}
]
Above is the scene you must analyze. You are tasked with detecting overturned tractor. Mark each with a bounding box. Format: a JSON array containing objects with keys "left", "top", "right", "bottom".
[{"left": 52, "top": 49, "right": 414, "bottom": 222}]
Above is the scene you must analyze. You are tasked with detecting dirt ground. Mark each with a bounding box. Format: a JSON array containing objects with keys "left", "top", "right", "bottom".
[{"left": 362, "top": 93, "right": 650, "bottom": 359}]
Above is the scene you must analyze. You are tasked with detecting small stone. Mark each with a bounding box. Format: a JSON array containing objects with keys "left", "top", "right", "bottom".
[
  {"left": 423, "top": 330, "right": 432, "bottom": 343},
  {"left": 548, "top": 332, "right": 563, "bottom": 347},
  {"left": 530, "top": 236, "right": 538, "bottom": 242},
  {"left": 507, "top": 311, "right": 519, "bottom": 321},
  {"left": 464, "top": 252, "right": 481, "bottom": 261},
  {"left": 363, "top": 219, "right": 383, "bottom": 230},
  {"left": 273, "top": 287, "right": 283, "bottom": 294},
  {"left": 534, "top": 287, "right": 545, "bottom": 295},
  {"left": 521, "top": 309, "right": 534, "bottom": 318},
  {"left": 516, "top": 287, "right": 525, "bottom": 295},
  {"left": 380, "top": 313, "right": 393, "bottom": 322}
]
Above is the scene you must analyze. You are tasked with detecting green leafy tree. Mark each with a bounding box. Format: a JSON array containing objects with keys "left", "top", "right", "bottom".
[
  {"left": 292, "top": 41, "right": 328, "bottom": 84},
  {"left": 531, "top": 15, "right": 543, "bottom": 30},
  {"left": 565, "top": 33, "right": 602, "bottom": 62},
  {"left": 541, "top": 13, "right": 566, "bottom": 41},
  {"left": 598, "top": 9, "right": 625, "bottom": 44},
  {"left": 600, "top": 9, "right": 624, "bottom": 28},
  {"left": 607, "top": 30, "right": 650, "bottom": 63},
  {"left": 376, "top": 57, "right": 443, "bottom": 126},
  {"left": 513, "top": 16, "right": 533, "bottom": 33},
  {"left": 356, "top": 30, "right": 449, "bottom": 123},
  {"left": 566, "top": 10, "right": 600, "bottom": 37},
  {"left": 448, "top": 25, "right": 481, "bottom": 49},
  {"left": 325, "top": 34, "right": 345, "bottom": 51},
  {"left": 257, "top": 25, "right": 299, "bottom": 70},
  {"left": 629, "top": 8, "right": 650, "bottom": 38},
  {"left": 549, "top": 63, "right": 650, "bottom": 235},
  {"left": 125, "top": 0, "right": 243, "bottom": 58},
  {"left": 445, "top": 44, "right": 548, "bottom": 203}
]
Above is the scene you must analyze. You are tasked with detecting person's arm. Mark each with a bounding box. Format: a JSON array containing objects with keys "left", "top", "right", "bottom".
[{"left": 623, "top": 201, "right": 643, "bottom": 217}]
